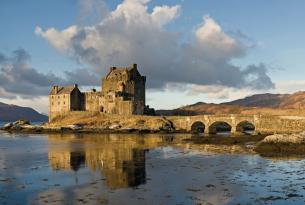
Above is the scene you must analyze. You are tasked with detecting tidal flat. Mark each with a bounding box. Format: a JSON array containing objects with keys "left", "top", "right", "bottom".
[{"left": 1, "top": 132, "right": 305, "bottom": 205}]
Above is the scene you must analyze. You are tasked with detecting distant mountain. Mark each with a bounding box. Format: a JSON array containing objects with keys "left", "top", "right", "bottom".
[
  {"left": 225, "top": 92, "right": 305, "bottom": 109},
  {"left": 278, "top": 91, "right": 305, "bottom": 109},
  {"left": 156, "top": 91, "right": 305, "bottom": 116},
  {"left": 224, "top": 93, "right": 289, "bottom": 108},
  {"left": 0, "top": 102, "right": 48, "bottom": 122}
]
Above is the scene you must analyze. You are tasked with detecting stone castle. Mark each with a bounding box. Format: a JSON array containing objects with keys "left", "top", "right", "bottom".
[{"left": 49, "top": 64, "right": 147, "bottom": 122}]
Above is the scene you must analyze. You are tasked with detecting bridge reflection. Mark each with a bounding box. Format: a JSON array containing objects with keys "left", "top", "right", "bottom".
[{"left": 47, "top": 134, "right": 176, "bottom": 189}]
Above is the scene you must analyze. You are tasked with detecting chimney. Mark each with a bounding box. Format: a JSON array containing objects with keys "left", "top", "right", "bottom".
[
  {"left": 74, "top": 84, "right": 78, "bottom": 88},
  {"left": 110, "top": 67, "right": 117, "bottom": 71},
  {"left": 53, "top": 86, "right": 59, "bottom": 94},
  {"left": 132, "top": 64, "right": 137, "bottom": 70}
]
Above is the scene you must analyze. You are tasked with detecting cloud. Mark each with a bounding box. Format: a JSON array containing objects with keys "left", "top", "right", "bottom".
[
  {"left": 275, "top": 80, "right": 305, "bottom": 94},
  {"left": 187, "top": 84, "right": 261, "bottom": 100},
  {"left": 0, "top": 48, "right": 99, "bottom": 99},
  {"left": 35, "top": 26, "right": 78, "bottom": 53},
  {"left": 35, "top": 0, "right": 274, "bottom": 91},
  {"left": 77, "top": 0, "right": 109, "bottom": 26},
  {"left": 0, "top": 88, "right": 16, "bottom": 99}
]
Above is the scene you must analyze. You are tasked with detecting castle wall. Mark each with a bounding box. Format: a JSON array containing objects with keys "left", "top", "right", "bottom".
[
  {"left": 84, "top": 91, "right": 102, "bottom": 112},
  {"left": 70, "top": 89, "right": 83, "bottom": 111},
  {"left": 116, "top": 100, "right": 134, "bottom": 115},
  {"left": 49, "top": 94, "right": 71, "bottom": 121}
]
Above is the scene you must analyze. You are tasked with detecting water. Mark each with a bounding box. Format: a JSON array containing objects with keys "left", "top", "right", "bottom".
[{"left": 0, "top": 132, "right": 305, "bottom": 205}]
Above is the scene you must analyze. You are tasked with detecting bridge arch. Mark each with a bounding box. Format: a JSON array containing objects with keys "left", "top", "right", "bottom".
[
  {"left": 191, "top": 121, "right": 205, "bottom": 133},
  {"left": 236, "top": 121, "right": 255, "bottom": 134},
  {"left": 208, "top": 121, "right": 232, "bottom": 135}
]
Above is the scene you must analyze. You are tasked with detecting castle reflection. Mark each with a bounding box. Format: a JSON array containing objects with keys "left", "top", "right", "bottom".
[{"left": 47, "top": 134, "right": 176, "bottom": 189}]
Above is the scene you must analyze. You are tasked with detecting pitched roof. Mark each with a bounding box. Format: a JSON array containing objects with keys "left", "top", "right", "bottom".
[{"left": 49, "top": 85, "right": 77, "bottom": 95}]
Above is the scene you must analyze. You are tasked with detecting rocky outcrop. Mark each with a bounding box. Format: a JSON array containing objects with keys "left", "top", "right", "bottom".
[
  {"left": 260, "top": 133, "right": 305, "bottom": 144},
  {"left": 255, "top": 132, "right": 305, "bottom": 155},
  {"left": 2, "top": 120, "right": 33, "bottom": 131}
]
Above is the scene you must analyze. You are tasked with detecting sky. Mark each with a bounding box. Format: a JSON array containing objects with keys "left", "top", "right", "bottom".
[{"left": 1, "top": 0, "right": 305, "bottom": 113}]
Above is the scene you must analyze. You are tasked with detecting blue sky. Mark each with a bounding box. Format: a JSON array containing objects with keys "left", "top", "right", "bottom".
[{"left": 0, "top": 0, "right": 305, "bottom": 112}]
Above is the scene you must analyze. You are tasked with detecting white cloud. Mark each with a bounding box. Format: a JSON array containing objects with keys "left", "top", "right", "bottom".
[
  {"left": 151, "top": 5, "right": 181, "bottom": 27},
  {"left": 35, "top": 26, "right": 78, "bottom": 53},
  {"left": 195, "top": 16, "right": 245, "bottom": 61},
  {"left": 35, "top": 0, "right": 274, "bottom": 91}
]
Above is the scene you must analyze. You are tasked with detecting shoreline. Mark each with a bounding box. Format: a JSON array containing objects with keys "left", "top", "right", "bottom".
[{"left": 2, "top": 122, "right": 305, "bottom": 157}]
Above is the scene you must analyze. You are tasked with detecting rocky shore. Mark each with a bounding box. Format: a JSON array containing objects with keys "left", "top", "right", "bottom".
[{"left": 0, "top": 119, "right": 176, "bottom": 134}]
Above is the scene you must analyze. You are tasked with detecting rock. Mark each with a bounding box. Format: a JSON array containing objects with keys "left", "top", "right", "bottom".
[
  {"left": 255, "top": 132, "right": 305, "bottom": 155},
  {"left": 109, "top": 124, "right": 121, "bottom": 129},
  {"left": 67, "top": 124, "right": 83, "bottom": 130},
  {"left": 13, "top": 120, "right": 30, "bottom": 126},
  {"left": 261, "top": 133, "right": 305, "bottom": 144},
  {"left": 13, "top": 125, "right": 22, "bottom": 131},
  {"left": 159, "top": 123, "right": 173, "bottom": 131},
  {"left": 21, "top": 124, "right": 35, "bottom": 129},
  {"left": 3, "top": 122, "right": 13, "bottom": 129}
]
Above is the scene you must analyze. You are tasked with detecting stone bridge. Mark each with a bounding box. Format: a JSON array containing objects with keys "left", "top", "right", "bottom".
[{"left": 167, "top": 114, "right": 305, "bottom": 134}]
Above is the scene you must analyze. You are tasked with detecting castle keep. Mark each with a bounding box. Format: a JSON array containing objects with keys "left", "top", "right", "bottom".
[{"left": 49, "top": 64, "right": 146, "bottom": 121}]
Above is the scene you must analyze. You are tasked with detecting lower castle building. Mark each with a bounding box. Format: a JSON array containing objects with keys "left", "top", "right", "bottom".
[{"left": 49, "top": 64, "right": 147, "bottom": 122}]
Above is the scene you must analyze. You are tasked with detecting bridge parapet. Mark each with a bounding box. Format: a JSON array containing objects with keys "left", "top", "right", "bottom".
[{"left": 168, "top": 114, "right": 257, "bottom": 134}]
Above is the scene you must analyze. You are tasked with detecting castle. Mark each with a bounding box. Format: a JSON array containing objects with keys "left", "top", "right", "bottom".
[{"left": 49, "top": 64, "right": 147, "bottom": 122}]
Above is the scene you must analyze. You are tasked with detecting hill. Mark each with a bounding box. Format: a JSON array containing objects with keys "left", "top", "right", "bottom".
[
  {"left": 156, "top": 91, "right": 305, "bottom": 116},
  {"left": 224, "top": 93, "right": 289, "bottom": 108},
  {"left": 0, "top": 102, "right": 48, "bottom": 122}
]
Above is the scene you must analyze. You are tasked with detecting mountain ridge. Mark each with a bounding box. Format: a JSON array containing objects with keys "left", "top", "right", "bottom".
[
  {"left": 0, "top": 102, "right": 48, "bottom": 122},
  {"left": 156, "top": 91, "right": 305, "bottom": 116}
]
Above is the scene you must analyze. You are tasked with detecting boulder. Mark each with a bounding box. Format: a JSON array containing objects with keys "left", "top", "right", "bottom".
[
  {"left": 13, "top": 119, "right": 30, "bottom": 126},
  {"left": 3, "top": 122, "right": 13, "bottom": 129}
]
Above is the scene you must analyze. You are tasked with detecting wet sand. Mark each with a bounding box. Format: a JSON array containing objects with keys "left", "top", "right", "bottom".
[{"left": 1, "top": 132, "right": 305, "bottom": 205}]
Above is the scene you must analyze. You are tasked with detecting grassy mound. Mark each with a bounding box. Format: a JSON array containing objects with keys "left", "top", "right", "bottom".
[{"left": 49, "top": 112, "right": 173, "bottom": 131}]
